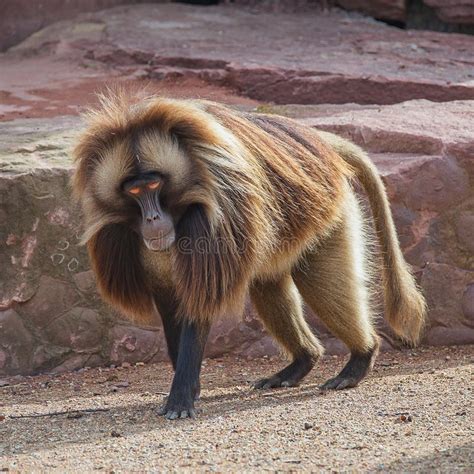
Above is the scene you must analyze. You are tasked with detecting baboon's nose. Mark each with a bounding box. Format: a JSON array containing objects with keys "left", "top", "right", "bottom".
[{"left": 146, "top": 214, "right": 159, "bottom": 223}]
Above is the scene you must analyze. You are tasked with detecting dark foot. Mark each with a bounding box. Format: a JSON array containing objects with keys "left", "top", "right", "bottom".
[
  {"left": 320, "top": 346, "right": 378, "bottom": 391},
  {"left": 157, "top": 386, "right": 199, "bottom": 420},
  {"left": 157, "top": 395, "right": 196, "bottom": 420},
  {"left": 254, "top": 354, "right": 315, "bottom": 389}
]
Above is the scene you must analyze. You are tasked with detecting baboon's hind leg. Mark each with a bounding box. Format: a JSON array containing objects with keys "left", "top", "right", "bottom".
[
  {"left": 250, "top": 274, "right": 323, "bottom": 389},
  {"left": 293, "top": 193, "right": 380, "bottom": 390}
]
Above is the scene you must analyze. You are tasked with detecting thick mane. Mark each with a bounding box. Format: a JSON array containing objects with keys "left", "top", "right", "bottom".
[
  {"left": 72, "top": 90, "right": 271, "bottom": 321},
  {"left": 88, "top": 223, "right": 157, "bottom": 323}
]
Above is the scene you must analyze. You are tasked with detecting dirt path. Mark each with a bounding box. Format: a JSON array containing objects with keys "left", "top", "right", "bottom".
[{"left": 0, "top": 345, "right": 472, "bottom": 472}]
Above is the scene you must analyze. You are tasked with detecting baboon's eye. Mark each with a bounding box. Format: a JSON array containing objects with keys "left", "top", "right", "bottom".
[
  {"left": 147, "top": 181, "right": 160, "bottom": 190},
  {"left": 123, "top": 174, "right": 162, "bottom": 196}
]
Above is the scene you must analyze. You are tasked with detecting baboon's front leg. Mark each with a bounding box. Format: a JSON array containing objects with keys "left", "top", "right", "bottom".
[
  {"left": 155, "top": 294, "right": 202, "bottom": 400},
  {"left": 157, "top": 320, "right": 210, "bottom": 420},
  {"left": 155, "top": 295, "right": 182, "bottom": 370}
]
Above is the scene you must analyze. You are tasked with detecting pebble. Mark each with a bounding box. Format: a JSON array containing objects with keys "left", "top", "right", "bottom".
[{"left": 396, "top": 415, "right": 413, "bottom": 423}]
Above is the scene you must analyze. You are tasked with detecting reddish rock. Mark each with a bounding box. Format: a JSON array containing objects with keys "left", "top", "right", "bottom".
[
  {"left": 455, "top": 212, "right": 474, "bottom": 256},
  {"left": 0, "top": 0, "right": 168, "bottom": 51},
  {"left": 31, "top": 345, "right": 70, "bottom": 373},
  {"left": 322, "top": 338, "right": 351, "bottom": 356},
  {"left": 238, "top": 336, "right": 280, "bottom": 359},
  {"left": 0, "top": 351, "right": 6, "bottom": 369},
  {"left": 301, "top": 100, "right": 474, "bottom": 154},
  {"left": 73, "top": 270, "right": 96, "bottom": 293},
  {"left": 108, "top": 325, "right": 166, "bottom": 365},
  {"left": 205, "top": 305, "right": 282, "bottom": 359},
  {"left": 19, "top": 276, "right": 79, "bottom": 329},
  {"left": 421, "top": 263, "right": 473, "bottom": 329},
  {"left": 424, "top": 0, "right": 474, "bottom": 24},
  {"left": 425, "top": 327, "right": 474, "bottom": 346},
  {"left": 50, "top": 353, "right": 99, "bottom": 374},
  {"left": 5, "top": 4, "right": 474, "bottom": 106},
  {"left": 44, "top": 307, "right": 104, "bottom": 351},
  {"left": 335, "top": 0, "right": 474, "bottom": 25},
  {"left": 0, "top": 310, "right": 34, "bottom": 375},
  {"left": 462, "top": 284, "right": 474, "bottom": 320},
  {"left": 333, "top": 0, "right": 474, "bottom": 25},
  {"left": 373, "top": 154, "right": 470, "bottom": 213},
  {"left": 226, "top": 0, "right": 327, "bottom": 13},
  {"left": 335, "top": 0, "right": 406, "bottom": 22}
]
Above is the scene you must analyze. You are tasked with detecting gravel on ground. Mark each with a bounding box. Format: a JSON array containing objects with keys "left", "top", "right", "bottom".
[{"left": 0, "top": 345, "right": 472, "bottom": 472}]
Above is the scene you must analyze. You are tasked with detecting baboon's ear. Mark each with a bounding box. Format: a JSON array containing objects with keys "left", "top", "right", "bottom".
[
  {"left": 173, "top": 204, "right": 245, "bottom": 320},
  {"left": 88, "top": 224, "right": 156, "bottom": 323}
]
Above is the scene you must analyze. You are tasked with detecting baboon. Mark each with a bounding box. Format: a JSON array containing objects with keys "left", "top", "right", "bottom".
[{"left": 72, "top": 91, "right": 426, "bottom": 419}]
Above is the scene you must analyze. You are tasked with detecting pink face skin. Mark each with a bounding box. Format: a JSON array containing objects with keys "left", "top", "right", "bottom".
[{"left": 123, "top": 174, "right": 176, "bottom": 252}]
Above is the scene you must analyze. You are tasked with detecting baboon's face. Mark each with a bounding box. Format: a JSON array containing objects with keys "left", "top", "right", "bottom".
[
  {"left": 88, "top": 131, "right": 192, "bottom": 252},
  {"left": 121, "top": 171, "right": 175, "bottom": 251}
]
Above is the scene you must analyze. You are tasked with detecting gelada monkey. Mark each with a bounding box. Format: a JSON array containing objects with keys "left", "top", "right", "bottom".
[{"left": 72, "top": 90, "right": 426, "bottom": 419}]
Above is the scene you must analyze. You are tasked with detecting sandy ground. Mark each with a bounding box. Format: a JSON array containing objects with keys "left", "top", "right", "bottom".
[{"left": 0, "top": 345, "right": 472, "bottom": 472}]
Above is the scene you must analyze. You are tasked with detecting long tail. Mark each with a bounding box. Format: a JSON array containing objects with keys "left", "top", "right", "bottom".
[{"left": 318, "top": 131, "right": 427, "bottom": 345}]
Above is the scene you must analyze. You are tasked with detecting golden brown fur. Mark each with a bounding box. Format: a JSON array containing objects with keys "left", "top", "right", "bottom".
[
  {"left": 316, "top": 131, "right": 427, "bottom": 345},
  {"left": 72, "top": 90, "right": 426, "bottom": 398},
  {"left": 73, "top": 91, "right": 351, "bottom": 320}
]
